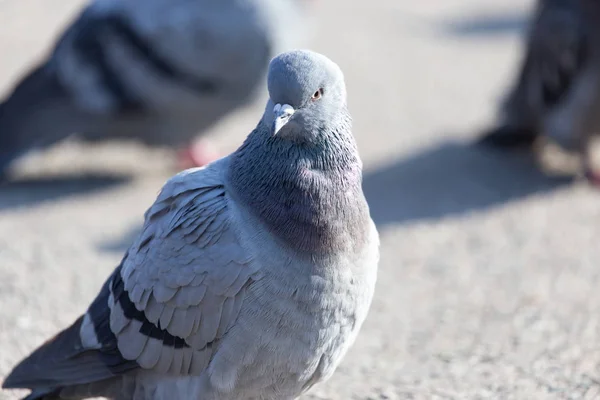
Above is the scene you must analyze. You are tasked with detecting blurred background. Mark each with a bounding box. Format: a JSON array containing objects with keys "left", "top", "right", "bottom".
[{"left": 2, "top": 0, "right": 600, "bottom": 398}]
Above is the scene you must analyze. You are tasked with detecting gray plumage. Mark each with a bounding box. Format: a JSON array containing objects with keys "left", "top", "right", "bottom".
[
  {"left": 2, "top": 50, "right": 379, "bottom": 400},
  {"left": 477, "top": 0, "right": 600, "bottom": 177},
  {"left": 0, "top": 0, "right": 311, "bottom": 173}
]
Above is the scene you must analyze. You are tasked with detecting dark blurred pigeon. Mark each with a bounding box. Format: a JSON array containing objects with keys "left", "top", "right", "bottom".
[
  {"left": 2, "top": 50, "right": 379, "bottom": 400},
  {"left": 0, "top": 0, "right": 314, "bottom": 174},
  {"left": 477, "top": 0, "right": 600, "bottom": 184}
]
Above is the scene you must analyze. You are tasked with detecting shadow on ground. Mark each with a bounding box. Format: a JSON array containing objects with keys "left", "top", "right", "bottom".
[
  {"left": 440, "top": 11, "right": 528, "bottom": 37},
  {"left": 95, "top": 139, "right": 576, "bottom": 250},
  {"left": 363, "top": 139, "right": 574, "bottom": 227},
  {"left": 0, "top": 173, "right": 130, "bottom": 211}
]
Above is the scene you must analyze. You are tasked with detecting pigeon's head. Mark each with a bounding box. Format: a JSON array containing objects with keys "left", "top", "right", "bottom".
[{"left": 265, "top": 50, "right": 347, "bottom": 138}]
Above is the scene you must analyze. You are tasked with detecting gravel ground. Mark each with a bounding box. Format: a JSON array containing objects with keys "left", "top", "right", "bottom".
[{"left": 3, "top": 0, "right": 600, "bottom": 399}]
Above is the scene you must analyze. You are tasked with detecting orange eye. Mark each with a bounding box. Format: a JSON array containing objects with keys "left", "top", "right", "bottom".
[{"left": 311, "top": 88, "right": 324, "bottom": 101}]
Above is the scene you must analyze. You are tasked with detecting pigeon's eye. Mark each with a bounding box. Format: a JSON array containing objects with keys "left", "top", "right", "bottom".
[{"left": 311, "top": 88, "right": 324, "bottom": 101}]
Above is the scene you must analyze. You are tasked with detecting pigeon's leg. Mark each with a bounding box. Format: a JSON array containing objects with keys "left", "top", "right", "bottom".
[
  {"left": 176, "top": 140, "right": 221, "bottom": 169},
  {"left": 582, "top": 161, "right": 600, "bottom": 186},
  {"left": 579, "top": 135, "right": 600, "bottom": 187}
]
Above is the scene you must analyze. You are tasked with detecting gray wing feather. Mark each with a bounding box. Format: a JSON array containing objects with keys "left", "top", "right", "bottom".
[
  {"left": 109, "top": 161, "right": 259, "bottom": 376},
  {"left": 4, "top": 159, "right": 260, "bottom": 396}
]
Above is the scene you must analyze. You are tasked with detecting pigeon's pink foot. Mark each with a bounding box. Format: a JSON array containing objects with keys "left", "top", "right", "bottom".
[
  {"left": 177, "top": 141, "right": 220, "bottom": 170},
  {"left": 584, "top": 168, "right": 600, "bottom": 188}
]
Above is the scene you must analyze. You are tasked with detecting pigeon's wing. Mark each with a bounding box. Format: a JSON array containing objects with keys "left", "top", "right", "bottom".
[
  {"left": 3, "top": 158, "right": 260, "bottom": 392},
  {"left": 111, "top": 161, "right": 259, "bottom": 375}
]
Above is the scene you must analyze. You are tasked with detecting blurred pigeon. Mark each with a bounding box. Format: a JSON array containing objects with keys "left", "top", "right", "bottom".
[
  {"left": 0, "top": 0, "right": 313, "bottom": 174},
  {"left": 477, "top": 0, "right": 600, "bottom": 184},
  {"left": 2, "top": 50, "right": 379, "bottom": 400}
]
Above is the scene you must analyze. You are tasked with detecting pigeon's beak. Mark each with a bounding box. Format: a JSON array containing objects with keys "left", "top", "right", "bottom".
[{"left": 272, "top": 103, "right": 295, "bottom": 135}]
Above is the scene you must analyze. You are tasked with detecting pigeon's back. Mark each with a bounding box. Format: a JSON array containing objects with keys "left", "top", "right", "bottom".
[{"left": 54, "top": 0, "right": 297, "bottom": 137}]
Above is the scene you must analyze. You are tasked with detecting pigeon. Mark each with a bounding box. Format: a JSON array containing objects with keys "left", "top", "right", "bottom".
[
  {"left": 0, "top": 0, "right": 313, "bottom": 174},
  {"left": 2, "top": 49, "right": 379, "bottom": 400},
  {"left": 476, "top": 0, "right": 600, "bottom": 184}
]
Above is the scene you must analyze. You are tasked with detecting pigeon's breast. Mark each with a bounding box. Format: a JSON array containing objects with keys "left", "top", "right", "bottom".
[{"left": 203, "top": 201, "right": 378, "bottom": 398}]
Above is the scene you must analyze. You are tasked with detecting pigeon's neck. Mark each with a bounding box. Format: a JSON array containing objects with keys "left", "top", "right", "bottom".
[{"left": 228, "top": 114, "right": 370, "bottom": 255}]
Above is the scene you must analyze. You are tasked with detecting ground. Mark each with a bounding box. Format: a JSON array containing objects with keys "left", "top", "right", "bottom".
[{"left": 2, "top": 0, "right": 600, "bottom": 399}]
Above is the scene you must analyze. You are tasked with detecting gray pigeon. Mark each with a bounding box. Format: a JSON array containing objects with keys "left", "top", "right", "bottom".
[
  {"left": 0, "top": 0, "right": 313, "bottom": 173},
  {"left": 477, "top": 0, "right": 600, "bottom": 183},
  {"left": 2, "top": 50, "right": 379, "bottom": 400}
]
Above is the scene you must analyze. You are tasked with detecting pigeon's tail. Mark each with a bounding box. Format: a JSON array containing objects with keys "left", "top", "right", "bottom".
[
  {"left": 12, "top": 375, "right": 129, "bottom": 400},
  {"left": 19, "top": 385, "right": 116, "bottom": 400},
  {"left": 2, "top": 316, "right": 85, "bottom": 393},
  {"left": 2, "top": 315, "right": 124, "bottom": 400},
  {"left": 0, "top": 62, "right": 94, "bottom": 173},
  {"left": 3, "top": 267, "right": 140, "bottom": 400},
  {"left": 20, "top": 388, "right": 61, "bottom": 400},
  {"left": 476, "top": 124, "right": 540, "bottom": 150},
  {"left": 17, "top": 383, "right": 119, "bottom": 400}
]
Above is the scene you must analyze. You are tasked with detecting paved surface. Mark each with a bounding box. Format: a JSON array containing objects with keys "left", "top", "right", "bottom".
[{"left": 2, "top": 0, "right": 600, "bottom": 399}]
